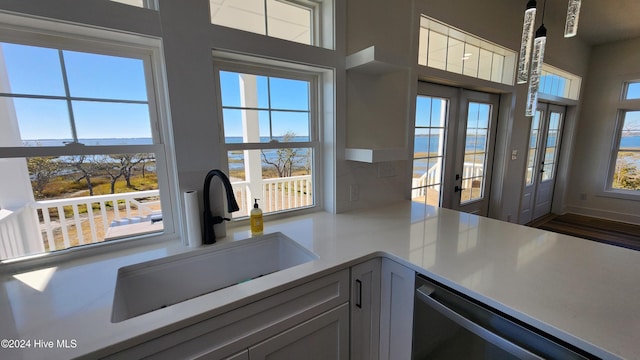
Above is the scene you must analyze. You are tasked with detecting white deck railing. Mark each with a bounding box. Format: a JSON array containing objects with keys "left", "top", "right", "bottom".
[
  {"left": 34, "top": 190, "right": 160, "bottom": 252},
  {"left": 412, "top": 162, "right": 484, "bottom": 198},
  {"left": 232, "top": 175, "right": 313, "bottom": 217},
  {"left": 0, "top": 207, "right": 27, "bottom": 260},
  {"left": 0, "top": 176, "right": 313, "bottom": 258}
]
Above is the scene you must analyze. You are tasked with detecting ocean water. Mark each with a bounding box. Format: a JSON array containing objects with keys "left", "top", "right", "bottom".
[{"left": 22, "top": 138, "right": 153, "bottom": 146}]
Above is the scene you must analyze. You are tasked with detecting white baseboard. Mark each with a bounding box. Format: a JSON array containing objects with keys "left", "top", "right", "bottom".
[{"left": 562, "top": 205, "right": 640, "bottom": 225}]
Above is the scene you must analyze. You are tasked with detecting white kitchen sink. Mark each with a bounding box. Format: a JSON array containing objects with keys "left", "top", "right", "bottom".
[{"left": 111, "top": 232, "right": 318, "bottom": 322}]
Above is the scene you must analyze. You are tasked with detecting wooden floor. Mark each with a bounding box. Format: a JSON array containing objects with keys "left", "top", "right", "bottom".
[{"left": 527, "top": 213, "right": 640, "bottom": 251}]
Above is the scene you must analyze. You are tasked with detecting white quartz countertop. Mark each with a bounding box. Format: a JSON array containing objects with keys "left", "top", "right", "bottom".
[{"left": 1, "top": 201, "right": 639, "bottom": 359}]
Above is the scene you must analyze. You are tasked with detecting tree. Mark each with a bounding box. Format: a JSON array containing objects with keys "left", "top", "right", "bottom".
[
  {"left": 261, "top": 131, "right": 301, "bottom": 178},
  {"left": 122, "top": 153, "right": 154, "bottom": 187},
  {"left": 95, "top": 155, "right": 126, "bottom": 194},
  {"left": 614, "top": 160, "right": 640, "bottom": 190},
  {"left": 27, "top": 156, "right": 61, "bottom": 198},
  {"left": 70, "top": 155, "right": 99, "bottom": 196}
]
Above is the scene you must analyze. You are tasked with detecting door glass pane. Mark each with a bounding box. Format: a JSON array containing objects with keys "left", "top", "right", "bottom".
[
  {"left": 412, "top": 96, "right": 447, "bottom": 206},
  {"left": 461, "top": 102, "right": 490, "bottom": 204},
  {"left": 524, "top": 110, "right": 542, "bottom": 185},
  {"left": 541, "top": 112, "right": 562, "bottom": 182}
]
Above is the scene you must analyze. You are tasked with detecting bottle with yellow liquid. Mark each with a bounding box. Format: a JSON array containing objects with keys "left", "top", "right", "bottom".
[{"left": 250, "top": 198, "right": 263, "bottom": 235}]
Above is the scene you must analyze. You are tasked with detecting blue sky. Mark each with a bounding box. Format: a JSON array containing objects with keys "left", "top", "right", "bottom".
[
  {"left": 1, "top": 42, "right": 310, "bottom": 142},
  {"left": 2, "top": 43, "right": 151, "bottom": 141}
]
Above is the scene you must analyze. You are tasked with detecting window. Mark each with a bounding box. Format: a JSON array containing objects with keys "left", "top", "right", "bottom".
[
  {"left": 210, "top": 0, "right": 320, "bottom": 46},
  {"left": 624, "top": 81, "right": 640, "bottom": 100},
  {"left": 0, "top": 23, "right": 173, "bottom": 261},
  {"left": 110, "top": 0, "right": 158, "bottom": 9},
  {"left": 418, "top": 16, "right": 517, "bottom": 86},
  {"left": 539, "top": 64, "right": 581, "bottom": 100},
  {"left": 214, "top": 61, "right": 319, "bottom": 218},
  {"left": 609, "top": 110, "right": 640, "bottom": 192}
]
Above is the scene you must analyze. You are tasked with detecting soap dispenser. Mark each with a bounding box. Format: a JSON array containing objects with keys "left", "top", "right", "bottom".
[{"left": 250, "top": 198, "right": 263, "bottom": 235}]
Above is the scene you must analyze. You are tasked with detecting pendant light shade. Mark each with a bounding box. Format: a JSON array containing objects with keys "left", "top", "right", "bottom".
[
  {"left": 526, "top": 24, "right": 546, "bottom": 116},
  {"left": 564, "top": 0, "right": 582, "bottom": 37},
  {"left": 516, "top": 0, "right": 537, "bottom": 84}
]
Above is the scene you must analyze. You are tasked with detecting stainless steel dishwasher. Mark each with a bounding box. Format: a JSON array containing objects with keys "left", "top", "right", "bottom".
[{"left": 412, "top": 274, "right": 598, "bottom": 359}]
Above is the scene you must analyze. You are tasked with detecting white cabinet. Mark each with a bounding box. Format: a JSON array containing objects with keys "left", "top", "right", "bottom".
[
  {"left": 351, "top": 258, "right": 382, "bottom": 360},
  {"left": 379, "top": 258, "right": 414, "bottom": 360},
  {"left": 104, "top": 269, "right": 349, "bottom": 360},
  {"left": 248, "top": 304, "right": 349, "bottom": 359},
  {"left": 351, "top": 257, "right": 414, "bottom": 360}
]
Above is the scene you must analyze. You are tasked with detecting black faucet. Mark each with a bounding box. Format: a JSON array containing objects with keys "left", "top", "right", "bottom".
[{"left": 203, "top": 169, "right": 240, "bottom": 244}]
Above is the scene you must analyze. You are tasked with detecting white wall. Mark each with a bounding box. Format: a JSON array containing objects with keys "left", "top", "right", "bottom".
[{"left": 564, "top": 37, "right": 640, "bottom": 224}]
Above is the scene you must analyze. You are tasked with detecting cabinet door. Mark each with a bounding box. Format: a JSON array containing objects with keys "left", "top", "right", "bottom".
[
  {"left": 248, "top": 303, "right": 349, "bottom": 360},
  {"left": 350, "top": 258, "right": 382, "bottom": 360},
  {"left": 379, "top": 258, "right": 414, "bottom": 360}
]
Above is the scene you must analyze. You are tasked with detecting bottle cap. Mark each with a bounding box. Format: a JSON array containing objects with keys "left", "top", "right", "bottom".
[{"left": 254, "top": 198, "right": 259, "bottom": 208}]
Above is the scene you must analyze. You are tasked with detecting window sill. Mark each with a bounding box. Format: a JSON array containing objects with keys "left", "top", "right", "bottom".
[
  {"left": 597, "top": 189, "right": 640, "bottom": 201},
  {"left": 0, "top": 231, "right": 182, "bottom": 275}
]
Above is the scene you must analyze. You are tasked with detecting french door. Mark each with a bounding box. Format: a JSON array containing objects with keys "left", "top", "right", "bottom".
[
  {"left": 411, "top": 82, "right": 499, "bottom": 216},
  {"left": 519, "top": 103, "right": 565, "bottom": 223}
]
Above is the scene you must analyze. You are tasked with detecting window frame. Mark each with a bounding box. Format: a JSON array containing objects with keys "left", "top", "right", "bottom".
[
  {"left": 213, "top": 58, "right": 323, "bottom": 218},
  {"left": 209, "top": 0, "right": 331, "bottom": 49},
  {"left": 0, "top": 16, "right": 178, "bottom": 263},
  {"left": 604, "top": 80, "right": 640, "bottom": 198}
]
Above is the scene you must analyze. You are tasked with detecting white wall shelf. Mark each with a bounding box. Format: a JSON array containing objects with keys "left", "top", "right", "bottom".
[{"left": 346, "top": 46, "right": 406, "bottom": 74}]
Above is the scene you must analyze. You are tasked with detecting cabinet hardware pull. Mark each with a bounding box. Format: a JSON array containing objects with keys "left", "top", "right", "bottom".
[{"left": 355, "top": 279, "right": 362, "bottom": 308}]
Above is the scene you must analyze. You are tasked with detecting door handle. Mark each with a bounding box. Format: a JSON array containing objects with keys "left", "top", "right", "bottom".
[
  {"left": 455, "top": 185, "right": 464, "bottom": 192},
  {"left": 455, "top": 174, "right": 461, "bottom": 180}
]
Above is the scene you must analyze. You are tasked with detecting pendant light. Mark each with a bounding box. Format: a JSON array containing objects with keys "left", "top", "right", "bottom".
[
  {"left": 517, "top": 0, "right": 537, "bottom": 84},
  {"left": 564, "top": 0, "right": 582, "bottom": 37},
  {"left": 525, "top": 0, "right": 547, "bottom": 117}
]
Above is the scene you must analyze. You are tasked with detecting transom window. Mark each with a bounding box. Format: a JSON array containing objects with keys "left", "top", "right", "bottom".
[
  {"left": 215, "top": 61, "right": 319, "bottom": 218},
  {"left": 418, "top": 15, "right": 517, "bottom": 86},
  {"left": 210, "top": 0, "right": 319, "bottom": 46},
  {"left": 0, "top": 25, "right": 172, "bottom": 261},
  {"left": 110, "top": 0, "right": 158, "bottom": 9},
  {"left": 539, "top": 64, "right": 581, "bottom": 100},
  {"left": 624, "top": 81, "right": 640, "bottom": 100}
]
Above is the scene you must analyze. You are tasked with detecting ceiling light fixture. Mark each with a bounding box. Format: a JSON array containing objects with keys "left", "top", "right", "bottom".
[
  {"left": 517, "top": 0, "right": 537, "bottom": 84},
  {"left": 525, "top": 0, "right": 547, "bottom": 116},
  {"left": 564, "top": 0, "right": 581, "bottom": 37}
]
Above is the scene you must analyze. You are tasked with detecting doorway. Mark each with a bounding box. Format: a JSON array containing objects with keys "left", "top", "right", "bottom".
[
  {"left": 519, "top": 103, "right": 566, "bottom": 223},
  {"left": 411, "top": 82, "right": 500, "bottom": 216}
]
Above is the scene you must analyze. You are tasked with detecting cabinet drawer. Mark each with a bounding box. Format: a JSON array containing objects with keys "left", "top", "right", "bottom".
[
  {"left": 248, "top": 303, "right": 349, "bottom": 360},
  {"left": 105, "top": 269, "right": 349, "bottom": 360}
]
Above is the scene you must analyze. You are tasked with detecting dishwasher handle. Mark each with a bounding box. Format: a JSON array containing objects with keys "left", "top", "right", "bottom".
[{"left": 415, "top": 284, "right": 544, "bottom": 360}]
